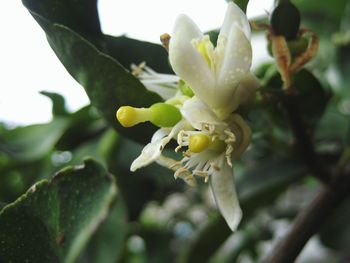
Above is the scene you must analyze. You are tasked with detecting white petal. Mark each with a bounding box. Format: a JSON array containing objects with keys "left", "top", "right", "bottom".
[
  {"left": 180, "top": 97, "right": 225, "bottom": 130},
  {"left": 231, "top": 72, "right": 260, "bottom": 111},
  {"left": 142, "top": 83, "right": 177, "bottom": 100},
  {"left": 220, "top": 2, "right": 251, "bottom": 39},
  {"left": 131, "top": 128, "right": 170, "bottom": 171},
  {"left": 215, "top": 26, "right": 252, "bottom": 108},
  {"left": 131, "top": 120, "right": 186, "bottom": 171},
  {"left": 169, "top": 15, "right": 215, "bottom": 101},
  {"left": 209, "top": 160, "right": 242, "bottom": 231},
  {"left": 217, "top": 25, "right": 252, "bottom": 93},
  {"left": 227, "top": 114, "right": 252, "bottom": 158}
]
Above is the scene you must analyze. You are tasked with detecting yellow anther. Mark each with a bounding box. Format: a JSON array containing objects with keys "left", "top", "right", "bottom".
[
  {"left": 189, "top": 134, "right": 210, "bottom": 153},
  {"left": 116, "top": 106, "right": 150, "bottom": 127}
]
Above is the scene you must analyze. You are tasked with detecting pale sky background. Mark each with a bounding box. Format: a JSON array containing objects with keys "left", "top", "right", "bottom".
[{"left": 0, "top": 0, "right": 273, "bottom": 126}]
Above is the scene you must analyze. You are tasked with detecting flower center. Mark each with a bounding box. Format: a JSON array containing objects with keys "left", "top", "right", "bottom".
[
  {"left": 189, "top": 134, "right": 209, "bottom": 153},
  {"left": 179, "top": 132, "right": 227, "bottom": 154}
]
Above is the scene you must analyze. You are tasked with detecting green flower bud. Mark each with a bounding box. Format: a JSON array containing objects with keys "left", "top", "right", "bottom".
[{"left": 270, "top": 2, "right": 301, "bottom": 40}]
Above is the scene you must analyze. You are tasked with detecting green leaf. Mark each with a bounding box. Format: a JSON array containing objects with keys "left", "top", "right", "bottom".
[
  {"left": 140, "top": 226, "right": 174, "bottom": 263},
  {"left": 226, "top": 0, "right": 249, "bottom": 13},
  {"left": 319, "top": 197, "right": 350, "bottom": 255},
  {"left": 106, "top": 135, "right": 183, "bottom": 220},
  {"left": 22, "top": 1, "right": 163, "bottom": 144},
  {"left": 47, "top": 22, "right": 161, "bottom": 143},
  {"left": 104, "top": 35, "right": 172, "bottom": 74},
  {"left": 0, "top": 158, "right": 47, "bottom": 203},
  {"left": 0, "top": 159, "right": 117, "bottom": 263},
  {"left": 180, "top": 156, "right": 305, "bottom": 262},
  {"left": 334, "top": 3, "right": 350, "bottom": 98},
  {"left": 40, "top": 91, "right": 68, "bottom": 116},
  {"left": 79, "top": 198, "right": 128, "bottom": 263},
  {"left": 0, "top": 118, "right": 69, "bottom": 161},
  {"left": 293, "top": 0, "right": 348, "bottom": 25},
  {"left": 262, "top": 68, "right": 329, "bottom": 129},
  {"left": 22, "top": 0, "right": 102, "bottom": 42},
  {"left": 55, "top": 106, "right": 105, "bottom": 150},
  {"left": 315, "top": 103, "right": 350, "bottom": 145}
]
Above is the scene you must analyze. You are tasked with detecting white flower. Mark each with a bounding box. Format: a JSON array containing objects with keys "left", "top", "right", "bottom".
[
  {"left": 169, "top": 2, "right": 259, "bottom": 119},
  {"left": 174, "top": 97, "right": 251, "bottom": 231},
  {"left": 117, "top": 2, "right": 258, "bottom": 232},
  {"left": 129, "top": 97, "right": 251, "bottom": 231},
  {"left": 130, "top": 119, "right": 187, "bottom": 172}
]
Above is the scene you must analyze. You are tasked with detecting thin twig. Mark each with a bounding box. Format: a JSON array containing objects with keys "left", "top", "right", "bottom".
[
  {"left": 263, "top": 89, "right": 349, "bottom": 262},
  {"left": 263, "top": 172, "right": 350, "bottom": 263}
]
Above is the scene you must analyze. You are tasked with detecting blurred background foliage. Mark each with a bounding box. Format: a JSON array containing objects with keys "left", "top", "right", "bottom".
[{"left": 0, "top": 0, "right": 350, "bottom": 262}]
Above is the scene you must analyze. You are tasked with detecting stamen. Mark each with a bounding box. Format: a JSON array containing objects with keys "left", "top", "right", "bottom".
[
  {"left": 131, "top": 62, "right": 146, "bottom": 76},
  {"left": 175, "top": 145, "right": 182, "bottom": 152},
  {"left": 169, "top": 161, "right": 182, "bottom": 169},
  {"left": 212, "top": 164, "right": 221, "bottom": 171},
  {"left": 193, "top": 170, "right": 210, "bottom": 183},
  {"left": 175, "top": 167, "right": 190, "bottom": 178},
  {"left": 183, "top": 150, "right": 192, "bottom": 157},
  {"left": 226, "top": 156, "right": 233, "bottom": 167},
  {"left": 160, "top": 33, "right": 171, "bottom": 51}
]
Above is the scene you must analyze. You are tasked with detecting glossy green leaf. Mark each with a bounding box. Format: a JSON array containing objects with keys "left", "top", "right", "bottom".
[
  {"left": 104, "top": 35, "right": 172, "bottom": 74},
  {"left": 262, "top": 68, "right": 329, "bottom": 129},
  {"left": 22, "top": 0, "right": 102, "bottom": 42},
  {"left": 294, "top": 0, "right": 348, "bottom": 25},
  {"left": 40, "top": 91, "right": 68, "bottom": 116},
  {"left": 315, "top": 103, "right": 350, "bottom": 145},
  {"left": 0, "top": 118, "right": 69, "bottom": 161},
  {"left": 226, "top": 0, "right": 249, "bottom": 13},
  {"left": 0, "top": 159, "right": 117, "bottom": 263},
  {"left": 48, "top": 23, "right": 160, "bottom": 143},
  {"left": 0, "top": 158, "right": 47, "bottom": 203},
  {"left": 79, "top": 198, "right": 128, "bottom": 263},
  {"left": 319, "top": 197, "right": 350, "bottom": 255},
  {"left": 55, "top": 106, "right": 105, "bottom": 150},
  {"left": 335, "top": 3, "right": 350, "bottom": 98},
  {"left": 22, "top": 1, "right": 163, "bottom": 144}
]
